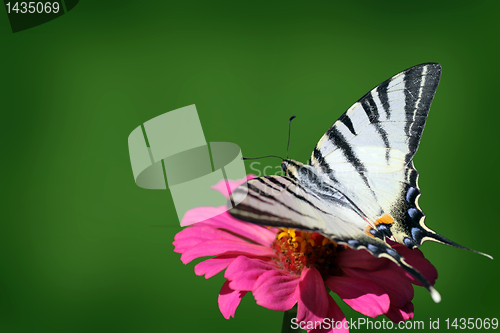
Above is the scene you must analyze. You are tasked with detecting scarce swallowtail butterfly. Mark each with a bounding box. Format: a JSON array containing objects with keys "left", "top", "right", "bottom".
[{"left": 229, "top": 63, "right": 492, "bottom": 303}]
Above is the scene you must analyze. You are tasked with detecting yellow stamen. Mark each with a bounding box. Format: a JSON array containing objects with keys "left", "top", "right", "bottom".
[
  {"left": 277, "top": 231, "right": 288, "bottom": 240},
  {"left": 272, "top": 227, "right": 342, "bottom": 276}
]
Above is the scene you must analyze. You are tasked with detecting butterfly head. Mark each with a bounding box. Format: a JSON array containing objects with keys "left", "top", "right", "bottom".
[
  {"left": 281, "top": 159, "right": 302, "bottom": 175},
  {"left": 281, "top": 159, "right": 320, "bottom": 182},
  {"left": 280, "top": 159, "right": 299, "bottom": 177}
]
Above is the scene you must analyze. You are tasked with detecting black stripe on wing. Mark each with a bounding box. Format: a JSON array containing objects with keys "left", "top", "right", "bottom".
[
  {"left": 286, "top": 174, "right": 371, "bottom": 224},
  {"left": 243, "top": 182, "right": 317, "bottom": 219},
  {"left": 323, "top": 232, "right": 439, "bottom": 301},
  {"left": 312, "top": 147, "right": 339, "bottom": 184},
  {"left": 376, "top": 80, "right": 391, "bottom": 119},
  {"left": 254, "top": 177, "right": 283, "bottom": 192},
  {"left": 229, "top": 202, "right": 302, "bottom": 229},
  {"left": 340, "top": 116, "right": 357, "bottom": 135},
  {"left": 404, "top": 66, "right": 423, "bottom": 136},
  {"left": 326, "top": 127, "right": 371, "bottom": 187},
  {"left": 402, "top": 64, "right": 441, "bottom": 162},
  {"left": 361, "top": 94, "right": 390, "bottom": 162},
  {"left": 262, "top": 177, "right": 332, "bottom": 215}
]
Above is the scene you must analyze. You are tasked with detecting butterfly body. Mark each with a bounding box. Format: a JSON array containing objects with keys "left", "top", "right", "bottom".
[{"left": 230, "top": 63, "right": 491, "bottom": 302}]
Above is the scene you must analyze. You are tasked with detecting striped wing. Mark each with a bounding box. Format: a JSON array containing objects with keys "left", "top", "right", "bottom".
[
  {"left": 310, "top": 63, "right": 443, "bottom": 248},
  {"left": 229, "top": 175, "right": 440, "bottom": 300},
  {"left": 230, "top": 176, "right": 367, "bottom": 234}
]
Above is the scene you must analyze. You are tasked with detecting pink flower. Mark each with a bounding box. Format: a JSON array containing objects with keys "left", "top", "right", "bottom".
[{"left": 173, "top": 176, "right": 438, "bottom": 332}]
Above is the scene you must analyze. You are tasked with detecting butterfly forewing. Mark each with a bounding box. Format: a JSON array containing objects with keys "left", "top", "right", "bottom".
[{"left": 309, "top": 63, "right": 442, "bottom": 248}]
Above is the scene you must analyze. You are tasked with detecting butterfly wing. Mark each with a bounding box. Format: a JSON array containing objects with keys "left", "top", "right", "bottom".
[
  {"left": 309, "top": 63, "right": 446, "bottom": 247},
  {"left": 229, "top": 174, "right": 441, "bottom": 301},
  {"left": 229, "top": 175, "right": 367, "bottom": 234},
  {"left": 310, "top": 62, "right": 490, "bottom": 256}
]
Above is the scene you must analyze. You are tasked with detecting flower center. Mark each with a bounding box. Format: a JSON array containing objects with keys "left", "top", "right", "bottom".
[{"left": 272, "top": 228, "right": 343, "bottom": 276}]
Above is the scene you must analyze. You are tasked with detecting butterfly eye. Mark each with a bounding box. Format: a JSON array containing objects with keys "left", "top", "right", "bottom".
[{"left": 281, "top": 162, "right": 290, "bottom": 175}]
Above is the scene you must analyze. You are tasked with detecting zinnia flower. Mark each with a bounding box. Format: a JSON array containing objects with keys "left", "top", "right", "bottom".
[{"left": 173, "top": 175, "right": 438, "bottom": 332}]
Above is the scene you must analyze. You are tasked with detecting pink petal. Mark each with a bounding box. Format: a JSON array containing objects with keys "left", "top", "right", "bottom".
[
  {"left": 173, "top": 223, "right": 251, "bottom": 253},
  {"left": 180, "top": 208, "right": 278, "bottom": 246},
  {"left": 218, "top": 280, "right": 247, "bottom": 319},
  {"left": 175, "top": 210, "right": 279, "bottom": 259},
  {"left": 225, "top": 256, "right": 276, "bottom": 291},
  {"left": 296, "top": 267, "right": 329, "bottom": 323},
  {"left": 180, "top": 239, "right": 276, "bottom": 264},
  {"left": 309, "top": 297, "right": 348, "bottom": 333},
  {"left": 342, "top": 267, "right": 413, "bottom": 308},
  {"left": 211, "top": 175, "right": 256, "bottom": 199},
  {"left": 326, "top": 297, "right": 348, "bottom": 333},
  {"left": 325, "top": 276, "right": 390, "bottom": 318},
  {"left": 385, "top": 302, "right": 414, "bottom": 323},
  {"left": 253, "top": 270, "right": 300, "bottom": 311},
  {"left": 201, "top": 212, "right": 278, "bottom": 246},
  {"left": 389, "top": 244, "right": 438, "bottom": 286},
  {"left": 180, "top": 206, "right": 226, "bottom": 226},
  {"left": 194, "top": 256, "right": 238, "bottom": 279},
  {"left": 337, "top": 248, "right": 389, "bottom": 271}
]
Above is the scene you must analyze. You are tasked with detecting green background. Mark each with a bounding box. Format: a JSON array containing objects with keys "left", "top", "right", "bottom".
[{"left": 1, "top": 0, "right": 499, "bottom": 332}]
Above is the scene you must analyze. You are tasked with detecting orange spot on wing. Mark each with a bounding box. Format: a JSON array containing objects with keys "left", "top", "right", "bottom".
[
  {"left": 364, "top": 227, "right": 375, "bottom": 237},
  {"left": 375, "top": 214, "right": 394, "bottom": 225},
  {"left": 365, "top": 214, "right": 394, "bottom": 238}
]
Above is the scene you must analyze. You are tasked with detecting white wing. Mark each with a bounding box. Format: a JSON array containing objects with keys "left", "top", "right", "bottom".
[
  {"left": 309, "top": 63, "right": 489, "bottom": 257},
  {"left": 309, "top": 63, "right": 442, "bottom": 248}
]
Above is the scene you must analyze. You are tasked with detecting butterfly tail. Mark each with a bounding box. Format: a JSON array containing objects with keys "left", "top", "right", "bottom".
[
  {"left": 398, "top": 256, "right": 441, "bottom": 303},
  {"left": 420, "top": 230, "right": 493, "bottom": 260}
]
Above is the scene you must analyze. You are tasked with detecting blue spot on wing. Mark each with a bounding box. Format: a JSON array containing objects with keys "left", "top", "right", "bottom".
[
  {"left": 386, "top": 248, "right": 398, "bottom": 257},
  {"left": 408, "top": 208, "right": 418, "bottom": 219},
  {"left": 367, "top": 244, "right": 379, "bottom": 252},
  {"left": 348, "top": 239, "right": 359, "bottom": 247},
  {"left": 411, "top": 227, "right": 422, "bottom": 241},
  {"left": 406, "top": 187, "right": 419, "bottom": 203}
]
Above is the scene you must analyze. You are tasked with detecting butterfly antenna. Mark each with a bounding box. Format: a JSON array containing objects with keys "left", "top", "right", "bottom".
[
  {"left": 287, "top": 115, "right": 296, "bottom": 159},
  {"left": 242, "top": 155, "right": 284, "bottom": 161}
]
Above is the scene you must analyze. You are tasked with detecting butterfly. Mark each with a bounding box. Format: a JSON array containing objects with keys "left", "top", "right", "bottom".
[{"left": 228, "top": 63, "right": 492, "bottom": 303}]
